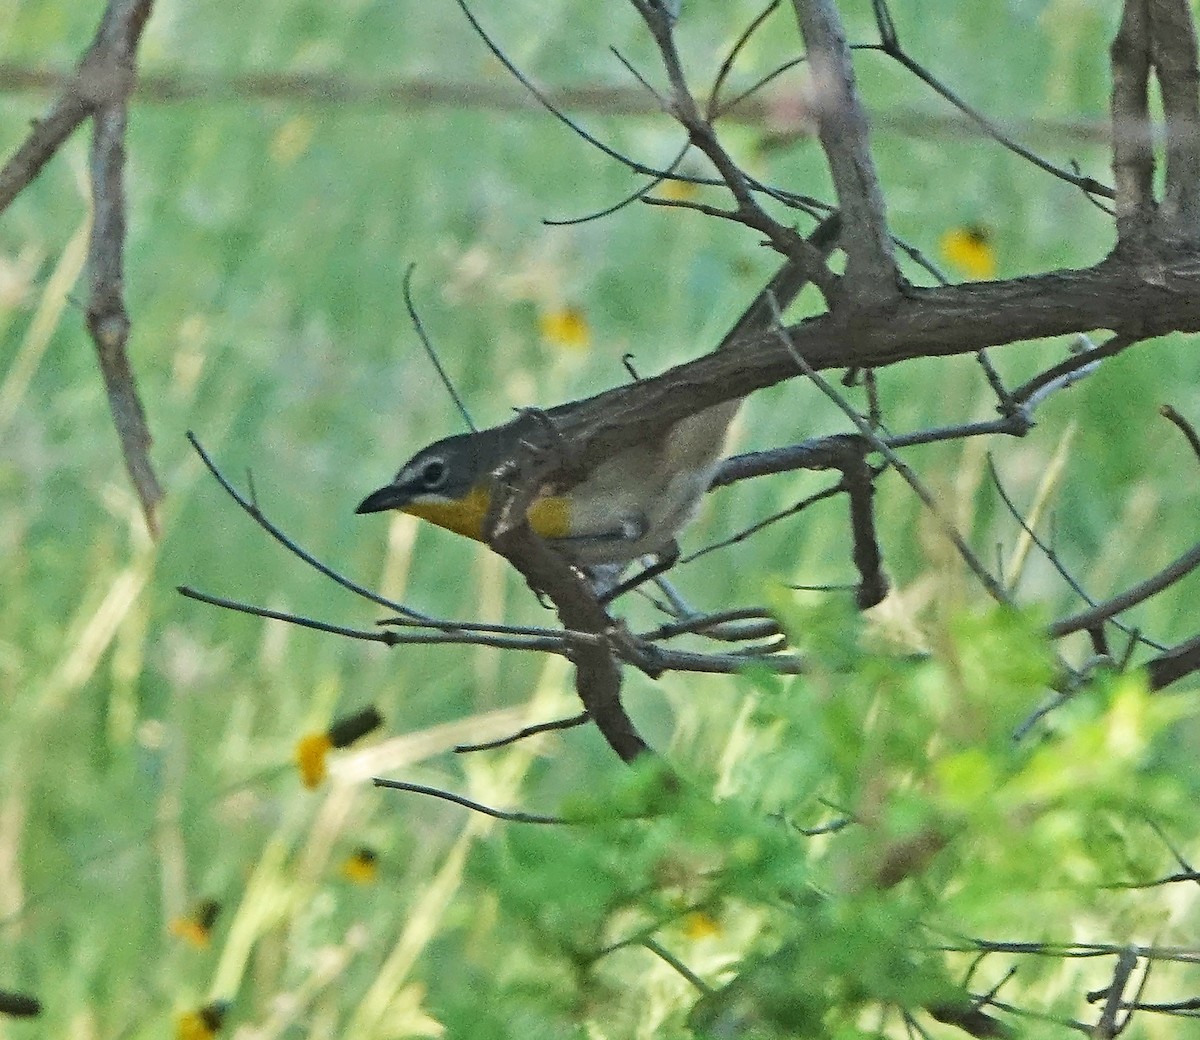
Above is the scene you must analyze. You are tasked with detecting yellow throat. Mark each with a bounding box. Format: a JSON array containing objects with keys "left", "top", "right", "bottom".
[{"left": 401, "top": 485, "right": 572, "bottom": 542}]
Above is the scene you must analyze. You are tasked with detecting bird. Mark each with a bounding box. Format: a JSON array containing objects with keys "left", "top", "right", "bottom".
[{"left": 357, "top": 218, "right": 841, "bottom": 584}]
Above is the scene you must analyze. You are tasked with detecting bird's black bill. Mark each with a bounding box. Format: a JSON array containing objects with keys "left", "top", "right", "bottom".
[{"left": 356, "top": 485, "right": 404, "bottom": 514}]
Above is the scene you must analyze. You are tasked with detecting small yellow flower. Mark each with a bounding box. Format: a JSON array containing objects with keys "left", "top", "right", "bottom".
[
  {"left": 940, "top": 224, "right": 997, "bottom": 280},
  {"left": 538, "top": 305, "right": 591, "bottom": 352},
  {"left": 170, "top": 899, "right": 221, "bottom": 949},
  {"left": 681, "top": 910, "right": 722, "bottom": 940},
  {"left": 295, "top": 706, "right": 384, "bottom": 789},
  {"left": 177, "top": 1001, "right": 228, "bottom": 1040},
  {"left": 295, "top": 732, "right": 333, "bottom": 789},
  {"left": 341, "top": 847, "right": 380, "bottom": 884}
]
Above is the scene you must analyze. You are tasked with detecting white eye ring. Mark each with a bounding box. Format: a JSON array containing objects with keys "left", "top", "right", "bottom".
[{"left": 419, "top": 457, "right": 447, "bottom": 490}]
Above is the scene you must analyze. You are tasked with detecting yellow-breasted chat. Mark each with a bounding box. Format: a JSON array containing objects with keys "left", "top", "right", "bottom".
[{"left": 357, "top": 218, "right": 841, "bottom": 570}]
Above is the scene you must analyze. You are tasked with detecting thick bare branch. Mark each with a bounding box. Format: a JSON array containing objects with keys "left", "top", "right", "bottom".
[
  {"left": 0, "top": 0, "right": 152, "bottom": 211},
  {"left": 474, "top": 443, "right": 652, "bottom": 763},
  {"left": 1111, "top": 0, "right": 1156, "bottom": 250},
  {"left": 0, "top": 0, "right": 160, "bottom": 531},
  {"left": 1090, "top": 948, "right": 1139, "bottom": 1039},
  {"left": 841, "top": 444, "right": 888, "bottom": 608},
  {"left": 790, "top": 0, "right": 898, "bottom": 299},
  {"left": 85, "top": 0, "right": 160, "bottom": 533},
  {"left": 1147, "top": 631, "right": 1200, "bottom": 688},
  {"left": 550, "top": 254, "right": 1200, "bottom": 481},
  {"left": 88, "top": 101, "right": 162, "bottom": 534},
  {"left": 491, "top": 518, "right": 653, "bottom": 764},
  {"left": 1150, "top": 0, "right": 1200, "bottom": 240},
  {"left": 0, "top": 92, "right": 91, "bottom": 212}
]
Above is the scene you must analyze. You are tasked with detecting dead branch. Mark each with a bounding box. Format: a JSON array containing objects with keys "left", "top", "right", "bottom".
[
  {"left": 1150, "top": 0, "right": 1200, "bottom": 241},
  {"left": 1111, "top": 0, "right": 1157, "bottom": 251},
  {"left": 1146, "top": 631, "right": 1200, "bottom": 689},
  {"left": 0, "top": 62, "right": 1178, "bottom": 158},
  {"left": 529, "top": 255, "right": 1200, "bottom": 494},
  {"left": 1088, "top": 947, "right": 1139, "bottom": 1039},
  {"left": 0, "top": 0, "right": 160, "bottom": 533},
  {"left": 791, "top": 0, "right": 899, "bottom": 299},
  {"left": 488, "top": 509, "right": 654, "bottom": 764}
]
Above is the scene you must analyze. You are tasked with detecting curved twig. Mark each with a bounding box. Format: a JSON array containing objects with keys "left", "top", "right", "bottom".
[
  {"left": 371, "top": 778, "right": 565, "bottom": 824},
  {"left": 1048, "top": 539, "right": 1200, "bottom": 638},
  {"left": 453, "top": 712, "right": 590, "bottom": 753}
]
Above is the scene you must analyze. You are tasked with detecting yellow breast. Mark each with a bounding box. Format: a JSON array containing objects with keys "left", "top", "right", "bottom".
[{"left": 401, "top": 486, "right": 571, "bottom": 541}]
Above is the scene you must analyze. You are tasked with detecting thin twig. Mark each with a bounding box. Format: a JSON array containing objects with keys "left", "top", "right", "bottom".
[
  {"left": 402, "top": 264, "right": 475, "bottom": 433},
  {"left": 544, "top": 143, "right": 689, "bottom": 227},
  {"left": 449, "top": 0, "right": 742, "bottom": 196},
  {"left": 987, "top": 454, "right": 1165, "bottom": 652},
  {"left": 371, "top": 778, "right": 565, "bottom": 824},
  {"left": 1010, "top": 333, "right": 1139, "bottom": 411},
  {"left": 870, "top": 0, "right": 1114, "bottom": 200},
  {"left": 1012, "top": 687, "right": 1076, "bottom": 742},
  {"left": 768, "top": 309, "right": 1010, "bottom": 605},
  {"left": 177, "top": 586, "right": 563, "bottom": 652},
  {"left": 791, "top": 814, "right": 852, "bottom": 836},
  {"left": 642, "top": 938, "right": 714, "bottom": 994},
  {"left": 639, "top": 606, "right": 780, "bottom": 642},
  {"left": 717, "top": 54, "right": 808, "bottom": 118},
  {"left": 1160, "top": 404, "right": 1200, "bottom": 462},
  {"left": 453, "top": 712, "right": 590, "bottom": 753},
  {"left": 188, "top": 431, "right": 430, "bottom": 622},
  {"left": 376, "top": 613, "right": 593, "bottom": 643},
  {"left": 631, "top": 0, "right": 834, "bottom": 292},
  {"left": 180, "top": 582, "right": 806, "bottom": 675},
  {"left": 681, "top": 482, "right": 845, "bottom": 564},
  {"left": 708, "top": 0, "right": 782, "bottom": 118},
  {"left": 1048, "top": 539, "right": 1200, "bottom": 638},
  {"left": 977, "top": 350, "right": 1015, "bottom": 412}
]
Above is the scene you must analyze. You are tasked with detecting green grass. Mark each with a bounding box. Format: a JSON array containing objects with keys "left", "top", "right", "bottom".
[{"left": 1, "top": 0, "right": 1198, "bottom": 1037}]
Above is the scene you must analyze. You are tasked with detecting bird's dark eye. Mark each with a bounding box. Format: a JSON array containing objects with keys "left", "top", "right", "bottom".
[{"left": 420, "top": 458, "right": 447, "bottom": 489}]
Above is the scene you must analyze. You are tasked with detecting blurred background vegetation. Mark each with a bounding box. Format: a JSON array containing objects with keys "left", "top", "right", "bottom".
[{"left": 1, "top": 0, "right": 1197, "bottom": 1036}]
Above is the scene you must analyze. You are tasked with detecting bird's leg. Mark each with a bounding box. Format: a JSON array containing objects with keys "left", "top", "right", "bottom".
[{"left": 596, "top": 541, "right": 681, "bottom": 605}]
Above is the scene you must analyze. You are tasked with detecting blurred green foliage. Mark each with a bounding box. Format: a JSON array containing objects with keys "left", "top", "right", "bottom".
[{"left": 1, "top": 0, "right": 1198, "bottom": 1036}]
